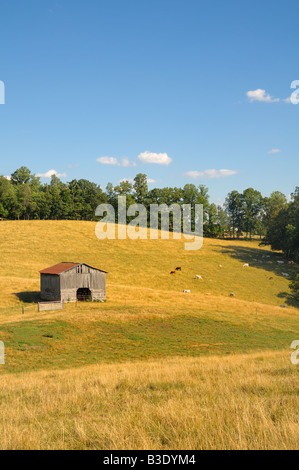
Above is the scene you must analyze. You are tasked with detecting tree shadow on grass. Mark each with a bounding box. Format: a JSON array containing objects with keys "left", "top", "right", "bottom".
[
  {"left": 213, "top": 243, "right": 299, "bottom": 308},
  {"left": 15, "top": 291, "right": 41, "bottom": 304},
  {"left": 277, "top": 292, "right": 299, "bottom": 308}
]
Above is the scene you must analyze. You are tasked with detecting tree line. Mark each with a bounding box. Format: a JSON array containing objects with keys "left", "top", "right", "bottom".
[{"left": 0, "top": 167, "right": 298, "bottom": 266}]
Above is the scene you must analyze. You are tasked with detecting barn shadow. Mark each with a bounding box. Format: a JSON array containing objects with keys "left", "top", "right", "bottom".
[
  {"left": 15, "top": 291, "right": 41, "bottom": 304},
  {"left": 213, "top": 244, "right": 299, "bottom": 308}
]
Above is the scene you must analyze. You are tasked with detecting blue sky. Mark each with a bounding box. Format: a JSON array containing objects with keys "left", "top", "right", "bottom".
[{"left": 0, "top": 0, "right": 298, "bottom": 203}]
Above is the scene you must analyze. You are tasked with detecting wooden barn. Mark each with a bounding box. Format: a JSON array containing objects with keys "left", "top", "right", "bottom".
[{"left": 40, "top": 262, "right": 107, "bottom": 302}]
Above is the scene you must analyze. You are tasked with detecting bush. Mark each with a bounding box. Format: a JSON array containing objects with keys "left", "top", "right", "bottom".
[{"left": 290, "top": 273, "right": 299, "bottom": 300}]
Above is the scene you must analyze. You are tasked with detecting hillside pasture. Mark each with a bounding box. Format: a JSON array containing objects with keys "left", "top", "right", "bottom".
[{"left": 0, "top": 221, "right": 298, "bottom": 449}]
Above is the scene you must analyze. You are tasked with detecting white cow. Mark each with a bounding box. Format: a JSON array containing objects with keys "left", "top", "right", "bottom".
[
  {"left": 243, "top": 263, "right": 249, "bottom": 268},
  {"left": 195, "top": 275, "right": 202, "bottom": 280},
  {"left": 282, "top": 273, "right": 290, "bottom": 277}
]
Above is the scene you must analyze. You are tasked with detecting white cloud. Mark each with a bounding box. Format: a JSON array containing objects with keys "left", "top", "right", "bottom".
[
  {"left": 97, "top": 156, "right": 136, "bottom": 167},
  {"left": 36, "top": 169, "right": 67, "bottom": 179},
  {"left": 184, "top": 169, "right": 238, "bottom": 179},
  {"left": 246, "top": 89, "right": 280, "bottom": 103},
  {"left": 147, "top": 178, "right": 156, "bottom": 184},
  {"left": 268, "top": 149, "right": 281, "bottom": 154},
  {"left": 4, "top": 175, "right": 11, "bottom": 180},
  {"left": 97, "top": 156, "right": 119, "bottom": 165},
  {"left": 138, "top": 151, "right": 172, "bottom": 165},
  {"left": 121, "top": 157, "right": 137, "bottom": 167}
]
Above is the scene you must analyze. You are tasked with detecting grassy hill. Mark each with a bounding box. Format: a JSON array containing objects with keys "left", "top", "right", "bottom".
[{"left": 0, "top": 220, "right": 298, "bottom": 449}]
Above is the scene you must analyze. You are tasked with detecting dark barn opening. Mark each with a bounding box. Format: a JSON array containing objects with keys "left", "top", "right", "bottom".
[{"left": 77, "top": 288, "right": 92, "bottom": 302}]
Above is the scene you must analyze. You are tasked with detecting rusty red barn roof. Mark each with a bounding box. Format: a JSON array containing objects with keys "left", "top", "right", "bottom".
[
  {"left": 39, "top": 262, "right": 80, "bottom": 275},
  {"left": 40, "top": 262, "right": 107, "bottom": 275}
]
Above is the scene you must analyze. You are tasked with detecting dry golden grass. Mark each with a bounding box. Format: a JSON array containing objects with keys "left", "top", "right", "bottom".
[
  {"left": 0, "top": 221, "right": 298, "bottom": 449},
  {"left": 0, "top": 220, "right": 297, "bottom": 311},
  {"left": 0, "top": 350, "right": 298, "bottom": 450}
]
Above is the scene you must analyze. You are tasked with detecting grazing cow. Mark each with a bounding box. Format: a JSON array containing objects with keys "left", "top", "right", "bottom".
[
  {"left": 175, "top": 267, "right": 182, "bottom": 271},
  {"left": 230, "top": 293, "right": 235, "bottom": 297},
  {"left": 195, "top": 275, "right": 202, "bottom": 280},
  {"left": 282, "top": 273, "right": 290, "bottom": 277},
  {"left": 218, "top": 264, "right": 223, "bottom": 268},
  {"left": 170, "top": 271, "right": 176, "bottom": 275},
  {"left": 183, "top": 290, "right": 191, "bottom": 293},
  {"left": 243, "top": 263, "right": 249, "bottom": 268}
]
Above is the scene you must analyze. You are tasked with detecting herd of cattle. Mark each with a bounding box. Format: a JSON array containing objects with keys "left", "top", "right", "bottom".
[{"left": 168, "top": 255, "right": 296, "bottom": 296}]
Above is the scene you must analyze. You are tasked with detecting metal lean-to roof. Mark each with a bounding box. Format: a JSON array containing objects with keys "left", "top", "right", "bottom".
[
  {"left": 40, "top": 262, "right": 107, "bottom": 275},
  {"left": 39, "top": 262, "right": 80, "bottom": 275}
]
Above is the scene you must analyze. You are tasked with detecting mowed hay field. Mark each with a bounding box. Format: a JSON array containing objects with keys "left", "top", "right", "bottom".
[{"left": 0, "top": 220, "right": 298, "bottom": 449}]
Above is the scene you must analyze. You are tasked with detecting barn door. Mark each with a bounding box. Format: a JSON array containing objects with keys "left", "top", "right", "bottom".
[{"left": 77, "top": 288, "right": 92, "bottom": 302}]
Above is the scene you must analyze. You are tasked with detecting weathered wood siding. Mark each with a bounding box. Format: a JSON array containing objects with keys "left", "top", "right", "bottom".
[
  {"left": 38, "top": 301, "right": 64, "bottom": 312},
  {"left": 60, "top": 265, "right": 106, "bottom": 302},
  {"left": 40, "top": 274, "right": 61, "bottom": 301}
]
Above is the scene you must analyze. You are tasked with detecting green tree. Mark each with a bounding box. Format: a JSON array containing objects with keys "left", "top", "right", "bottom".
[
  {"left": 290, "top": 273, "right": 299, "bottom": 300},
  {"left": 225, "top": 190, "right": 243, "bottom": 238},
  {"left": 217, "top": 206, "right": 229, "bottom": 237},
  {"left": 11, "top": 167, "right": 32, "bottom": 185},
  {"left": 242, "top": 188, "right": 264, "bottom": 239},
  {"left": 263, "top": 187, "right": 299, "bottom": 261},
  {"left": 0, "top": 176, "right": 17, "bottom": 218},
  {"left": 133, "top": 174, "right": 148, "bottom": 204},
  {"left": 205, "top": 203, "right": 221, "bottom": 238}
]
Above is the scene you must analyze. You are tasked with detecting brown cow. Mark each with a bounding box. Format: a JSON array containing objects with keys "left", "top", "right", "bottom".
[
  {"left": 170, "top": 271, "right": 176, "bottom": 275},
  {"left": 175, "top": 267, "right": 182, "bottom": 271}
]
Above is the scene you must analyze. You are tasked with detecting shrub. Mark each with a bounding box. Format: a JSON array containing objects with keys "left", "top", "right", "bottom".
[{"left": 290, "top": 273, "right": 299, "bottom": 300}]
